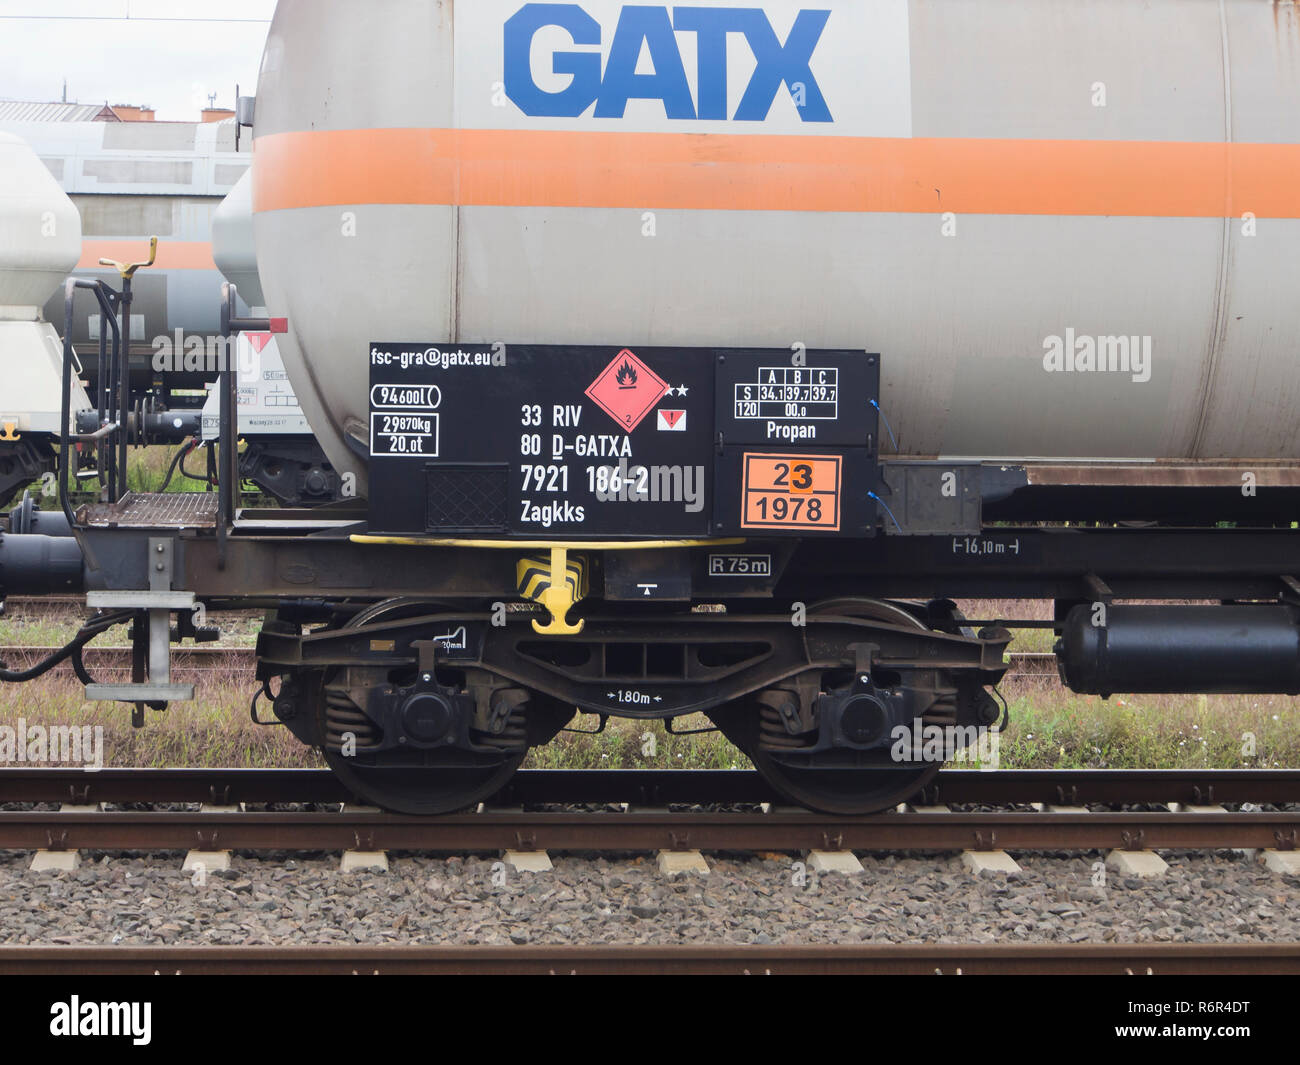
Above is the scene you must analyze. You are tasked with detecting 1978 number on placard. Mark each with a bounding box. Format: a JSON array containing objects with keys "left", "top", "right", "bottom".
[{"left": 741, "top": 454, "right": 841, "bottom": 531}]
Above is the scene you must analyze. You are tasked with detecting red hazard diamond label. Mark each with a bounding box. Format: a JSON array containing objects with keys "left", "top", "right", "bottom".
[
  {"left": 246, "top": 333, "right": 273, "bottom": 353},
  {"left": 585, "top": 349, "right": 669, "bottom": 432}
]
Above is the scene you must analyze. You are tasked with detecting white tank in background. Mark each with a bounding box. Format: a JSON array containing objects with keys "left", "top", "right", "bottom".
[
  {"left": 203, "top": 168, "right": 311, "bottom": 443},
  {"left": 0, "top": 115, "right": 250, "bottom": 356},
  {"left": 0, "top": 130, "right": 92, "bottom": 502}
]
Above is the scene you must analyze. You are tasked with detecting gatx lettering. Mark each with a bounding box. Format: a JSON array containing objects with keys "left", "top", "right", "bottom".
[{"left": 505, "top": 3, "right": 833, "bottom": 121}]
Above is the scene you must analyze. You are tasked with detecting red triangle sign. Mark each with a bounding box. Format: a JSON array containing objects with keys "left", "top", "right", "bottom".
[{"left": 584, "top": 349, "right": 668, "bottom": 432}]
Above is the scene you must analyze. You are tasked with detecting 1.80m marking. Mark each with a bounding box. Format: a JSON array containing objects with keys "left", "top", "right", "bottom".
[{"left": 607, "top": 689, "right": 658, "bottom": 706}]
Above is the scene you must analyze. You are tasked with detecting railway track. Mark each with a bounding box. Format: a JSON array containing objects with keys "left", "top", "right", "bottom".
[
  {"left": 0, "top": 802, "right": 1295, "bottom": 854},
  {"left": 2, "top": 942, "right": 1297, "bottom": 975},
  {"left": 2, "top": 770, "right": 1296, "bottom": 984},
  {"left": 2, "top": 767, "right": 1298, "bottom": 807},
  {"left": 0, "top": 644, "right": 257, "bottom": 674}
]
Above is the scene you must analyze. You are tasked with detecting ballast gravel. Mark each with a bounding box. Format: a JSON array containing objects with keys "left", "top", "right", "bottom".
[{"left": 0, "top": 850, "right": 1295, "bottom": 946}]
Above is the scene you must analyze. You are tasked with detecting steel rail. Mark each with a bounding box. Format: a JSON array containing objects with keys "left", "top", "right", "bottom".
[
  {"left": 2, "top": 767, "right": 1299, "bottom": 808},
  {"left": 0, "top": 943, "right": 1297, "bottom": 975},
  {"left": 0, "top": 645, "right": 255, "bottom": 670},
  {"left": 0, "top": 808, "right": 1296, "bottom": 853}
]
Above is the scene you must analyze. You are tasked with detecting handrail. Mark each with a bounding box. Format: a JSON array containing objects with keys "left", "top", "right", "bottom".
[{"left": 60, "top": 278, "right": 122, "bottom": 529}]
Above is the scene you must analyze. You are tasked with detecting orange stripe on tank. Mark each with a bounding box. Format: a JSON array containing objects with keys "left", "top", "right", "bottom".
[
  {"left": 78, "top": 240, "right": 216, "bottom": 272},
  {"left": 251, "top": 128, "right": 1300, "bottom": 218}
]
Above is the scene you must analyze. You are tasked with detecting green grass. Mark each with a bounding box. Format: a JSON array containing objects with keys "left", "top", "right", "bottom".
[
  {"left": 118, "top": 443, "right": 211, "bottom": 495},
  {"left": 1, "top": 673, "right": 1296, "bottom": 772},
  {"left": 521, "top": 714, "right": 748, "bottom": 770},
  {"left": 0, "top": 672, "right": 319, "bottom": 769},
  {"left": 0, "top": 607, "right": 91, "bottom": 648},
  {"left": 998, "top": 682, "right": 1300, "bottom": 769},
  {"left": 0, "top": 610, "right": 263, "bottom": 649},
  {"left": 957, "top": 598, "right": 1058, "bottom": 653}
]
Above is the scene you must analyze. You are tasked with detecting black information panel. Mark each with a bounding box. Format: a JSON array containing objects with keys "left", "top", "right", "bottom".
[
  {"left": 714, "top": 350, "right": 878, "bottom": 447},
  {"left": 367, "top": 344, "right": 878, "bottom": 539}
]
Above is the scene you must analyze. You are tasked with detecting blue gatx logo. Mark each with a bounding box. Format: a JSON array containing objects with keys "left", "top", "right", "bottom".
[{"left": 504, "top": 4, "right": 832, "bottom": 121}]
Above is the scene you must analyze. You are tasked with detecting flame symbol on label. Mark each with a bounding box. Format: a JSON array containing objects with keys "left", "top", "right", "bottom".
[{"left": 616, "top": 360, "right": 638, "bottom": 388}]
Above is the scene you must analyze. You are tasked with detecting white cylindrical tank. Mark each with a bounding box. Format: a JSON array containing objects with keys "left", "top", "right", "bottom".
[
  {"left": 0, "top": 130, "right": 81, "bottom": 315},
  {"left": 212, "top": 169, "right": 264, "bottom": 310},
  {"left": 252, "top": 0, "right": 1300, "bottom": 494},
  {"left": 0, "top": 130, "right": 87, "bottom": 439}
]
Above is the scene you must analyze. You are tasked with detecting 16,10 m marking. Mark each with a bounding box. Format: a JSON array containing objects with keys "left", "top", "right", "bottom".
[{"left": 952, "top": 536, "right": 1022, "bottom": 557}]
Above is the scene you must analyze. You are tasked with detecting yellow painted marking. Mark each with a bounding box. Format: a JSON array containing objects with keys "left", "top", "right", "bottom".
[{"left": 351, "top": 536, "right": 746, "bottom": 549}]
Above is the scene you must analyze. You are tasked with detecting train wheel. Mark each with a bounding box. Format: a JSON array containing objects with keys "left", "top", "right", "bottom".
[
  {"left": 316, "top": 598, "right": 530, "bottom": 815},
  {"left": 712, "top": 708, "right": 941, "bottom": 815},
  {"left": 711, "top": 598, "right": 943, "bottom": 815},
  {"left": 740, "top": 747, "right": 939, "bottom": 816},
  {"left": 323, "top": 749, "right": 525, "bottom": 816}
]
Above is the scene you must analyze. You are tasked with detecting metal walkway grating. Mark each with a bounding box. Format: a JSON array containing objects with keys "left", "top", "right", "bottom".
[{"left": 79, "top": 492, "right": 219, "bottom": 529}]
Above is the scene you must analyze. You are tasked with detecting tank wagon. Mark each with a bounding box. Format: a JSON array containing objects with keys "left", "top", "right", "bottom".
[
  {"left": 0, "top": 120, "right": 335, "bottom": 507},
  {"left": 2, "top": 0, "right": 1299, "bottom": 815}
]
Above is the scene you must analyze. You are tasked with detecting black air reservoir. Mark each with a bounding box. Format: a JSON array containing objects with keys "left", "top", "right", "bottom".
[{"left": 1056, "top": 604, "right": 1300, "bottom": 696}]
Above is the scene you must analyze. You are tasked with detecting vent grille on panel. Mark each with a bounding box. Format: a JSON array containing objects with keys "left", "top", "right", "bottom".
[{"left": 425, "top": 464, "right": 510, "bottom": 532}]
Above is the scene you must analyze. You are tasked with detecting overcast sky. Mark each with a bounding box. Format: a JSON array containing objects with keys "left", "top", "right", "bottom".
[{"left": 0, "top": 0, "right": 275, "bottom": 120}]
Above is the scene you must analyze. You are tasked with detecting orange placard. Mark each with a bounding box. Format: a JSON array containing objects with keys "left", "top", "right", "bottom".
[{"left": 741, "top": 454, "right": 841, "bottom": 531}]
